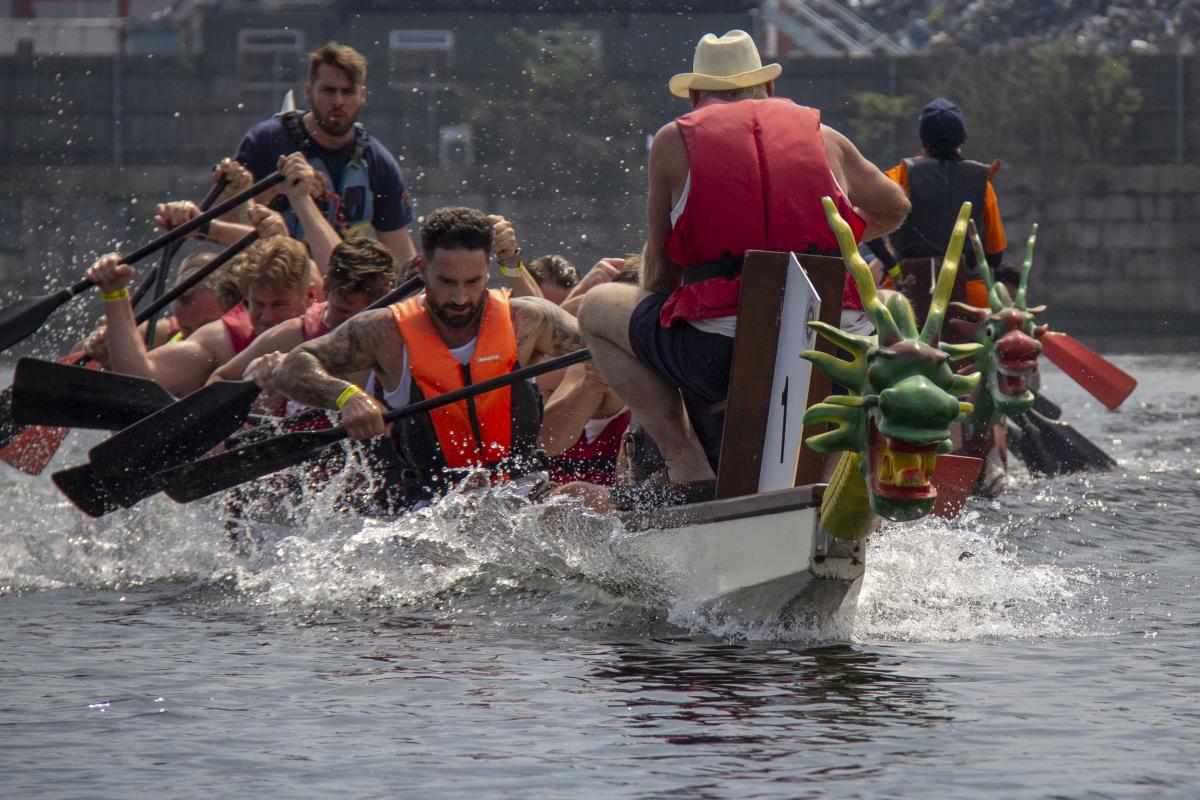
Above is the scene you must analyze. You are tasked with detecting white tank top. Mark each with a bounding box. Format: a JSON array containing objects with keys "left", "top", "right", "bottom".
[{"left": 366, "top": 337, "right": 478, "bottom": 409}]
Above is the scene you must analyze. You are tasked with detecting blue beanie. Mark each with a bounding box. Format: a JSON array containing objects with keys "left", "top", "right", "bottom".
[{"left": 918, "top": 97, "right": 967, "bottom": 146}]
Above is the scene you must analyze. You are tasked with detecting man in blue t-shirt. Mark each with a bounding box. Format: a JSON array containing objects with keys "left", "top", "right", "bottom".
[{"left": 234, "top": 41, "right": 417, "bottom": 265}]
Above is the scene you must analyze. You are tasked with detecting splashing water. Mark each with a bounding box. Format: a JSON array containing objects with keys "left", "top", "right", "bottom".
[{"left": 855, "top": 511, "right": 1106, "bottom": 642}]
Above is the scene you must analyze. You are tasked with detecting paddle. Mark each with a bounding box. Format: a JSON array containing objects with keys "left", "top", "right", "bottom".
[
  {"left": 54, "top": 275, "right": 427, "bottom": 515},
  {"left": 158, "top": 348, "right": 593, "bottom": 503},
  {"left": 1039, "top": 331, "right": 1136, "bottom": 411},
  {"left": 86, "top": 274, "right": 425, "bottom": 478},
  {"left": 1010, "top": 407, "right": 1117, "bottom": 476},
  {"left": 0, "top": 351, "right": 96, "bottom": 475},
  {"left": 0, "top": 171, "right": 282, "bottom": 355},
  {"left": 930, "top": 454, "right": 985, "bottom": 518},
  {"left": 11, "top": 357, "right": 176, "bottom": 430},
  {"left": 4, "top": 232, "right": 257, "bottom": 439},
  {"left": 1032, "top": 393, "right": 1062, "bottom": 419},
  {"left": 0, "top": 180, "right": 236, "bottom": 470}
]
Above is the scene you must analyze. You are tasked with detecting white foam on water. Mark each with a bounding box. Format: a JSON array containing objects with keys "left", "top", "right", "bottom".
[
  {"left": 2, "top": 445, "right": 1114, "bottom": 646},
  {"left": 852, "top": 509, "right": 1107, "bottom": 642},
  {"left": 226, "top": 468, "right": 655, "bottom": 614}
]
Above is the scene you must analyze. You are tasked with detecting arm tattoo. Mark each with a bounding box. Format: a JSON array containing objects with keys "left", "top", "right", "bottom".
[
  {"left": 511, "top": 296, "right": 587, "bottom": 359},
  {"left": 274, "top": 309, "right": 393, "bottom": 408}
]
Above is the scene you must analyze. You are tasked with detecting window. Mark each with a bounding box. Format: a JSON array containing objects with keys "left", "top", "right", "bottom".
[
  {"left": 389, "top": 30, "right": 454, "bottom": 89},
  {"left": 536, "top": 29, "right": 602, "bottom": 68},
  {"left": 238, "top": 29, "right": 304, "bottom": 93}
]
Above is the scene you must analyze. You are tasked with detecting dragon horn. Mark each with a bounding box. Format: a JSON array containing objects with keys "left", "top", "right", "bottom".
[
  {"left": 822, "top": 197, "right": 902, "bottom": 345},
  {"left": 1016, "top": 223, "right": 1038, "bottom": 311},
  {"left": 967, "top": 219, "right": 1001, "bottom": 312},
  {"left": 920, "top": 201, "right": 972, "bottom": 345}
]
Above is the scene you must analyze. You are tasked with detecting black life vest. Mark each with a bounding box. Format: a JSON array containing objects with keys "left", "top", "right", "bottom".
[{"left": 891, "top": 156, "right": 990, "bottom": 276}]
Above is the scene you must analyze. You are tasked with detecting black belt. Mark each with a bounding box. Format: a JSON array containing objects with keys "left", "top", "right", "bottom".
[
  {"left": 682, "top": 254, "right": 744, "bottom": 285},
  {"left": 681, "top": 246, "right": 843, "bottom": 286}
]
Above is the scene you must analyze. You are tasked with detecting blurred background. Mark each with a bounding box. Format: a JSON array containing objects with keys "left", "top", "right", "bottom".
[{"left": 1, "top": 0, "right": 1196, "bottom": 347}]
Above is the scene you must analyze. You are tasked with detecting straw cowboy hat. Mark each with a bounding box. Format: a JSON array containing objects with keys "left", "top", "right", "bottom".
[{"left": 668, "top": 30, "right": 782, "bottom": 99}]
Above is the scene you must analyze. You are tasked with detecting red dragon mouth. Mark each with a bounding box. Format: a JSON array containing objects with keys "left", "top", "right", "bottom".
[
  {"left": 995, "top": 361, "right": 1037, "bottom": 397},
  {"left": 867, "top": 421, "right": 939, "bottom": 501}
]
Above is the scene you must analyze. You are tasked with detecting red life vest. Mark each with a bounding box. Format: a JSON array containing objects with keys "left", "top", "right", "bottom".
[
  {"left": 662, "top": 98, "right": 865, "bottom": 326},
  {"left": 550, "top": 409, "right": 631, "bottom": 487},
  {"left": 300, "top": 301, "right": 331, "bottom": 341},
  {"left": 220, "top": 303, "right": 256, "bottom": 354},
  {"left": 392, "top": 290, "right": 518, "bottom": 469}
]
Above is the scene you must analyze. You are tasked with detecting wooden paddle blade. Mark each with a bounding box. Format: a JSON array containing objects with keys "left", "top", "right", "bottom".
[
  {"left": 88, "top": 379, "right": 262, "bottom": 481},
  {"left": 1040, "top": 331, "right": 1136, "bottom": 411},
  {"left": 11, "top": 357, "right": 175, "bottom": 430},
  {"left": 52, "top": 463, "right": 123, "bottom": 517},
  {"left": 0, "top": 424, "right": 69, "bottom": 475},
  {"left": 159, "top": 429, "right": 340, "bottom": 503},
  {"left": 0, "top": 289, "right": 74, "bottom": 354},
  {"left": 931, "top": 454, "right": 984, "bottom": 518},
  {"left": 1011, "top": 410, "right": 1116, "bottom": 476}
]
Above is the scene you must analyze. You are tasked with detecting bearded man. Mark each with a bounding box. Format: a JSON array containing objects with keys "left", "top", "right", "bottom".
[
  {"left": 271, "top": 206, "right": 587, "bottom": 507},
  {"left": 232, "top": 41, "right": 417, "bottom": 264}
]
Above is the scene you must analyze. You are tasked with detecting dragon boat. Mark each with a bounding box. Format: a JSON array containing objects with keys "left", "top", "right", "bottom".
[{"left": 608, "top": 199, "right": 983, "bottom": 623}]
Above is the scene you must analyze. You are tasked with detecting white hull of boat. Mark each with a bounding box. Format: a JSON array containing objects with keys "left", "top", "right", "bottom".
[{"left": 615, "top": 485, "right": 864, "bottom": 623}]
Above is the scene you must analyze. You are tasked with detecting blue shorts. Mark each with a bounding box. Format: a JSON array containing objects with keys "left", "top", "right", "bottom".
[{"left": 628, "top": 293, "right": 734, "bottom": 404}]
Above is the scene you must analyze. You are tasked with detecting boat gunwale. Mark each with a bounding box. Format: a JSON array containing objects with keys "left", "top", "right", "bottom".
[{"left": 619, "top": 483, "right": 826, "bottom": 532}]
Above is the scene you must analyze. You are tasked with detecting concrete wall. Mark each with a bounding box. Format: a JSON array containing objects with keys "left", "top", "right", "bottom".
[{"left": 999, "top": 163, "right": 1200, "bottom": 336}]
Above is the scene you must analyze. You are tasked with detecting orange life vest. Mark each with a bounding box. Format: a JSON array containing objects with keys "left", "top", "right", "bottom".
[{"left": 391, "top": 290, "right": 518, "bottom": 469}]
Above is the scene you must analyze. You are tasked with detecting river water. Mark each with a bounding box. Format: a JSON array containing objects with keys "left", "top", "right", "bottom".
[{"left": 1, "top": 353, "right": 1197, "bottom": 799}]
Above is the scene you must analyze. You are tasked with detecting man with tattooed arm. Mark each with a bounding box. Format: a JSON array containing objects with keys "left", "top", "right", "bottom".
[{"left": 273, "top": 206, "right": 587, "bottom": 504}]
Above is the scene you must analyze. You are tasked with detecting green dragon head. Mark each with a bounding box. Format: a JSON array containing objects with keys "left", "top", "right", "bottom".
[
  {"left": 949, "top": 222, "right": 1048, "bottom": 425},
  {"left": 802, "top": 198, "right": 982, "bottom": 522}
]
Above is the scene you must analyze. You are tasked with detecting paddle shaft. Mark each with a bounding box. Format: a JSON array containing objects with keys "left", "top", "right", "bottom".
[
  {"left": 47, "top": 231, "right": 255, "bottom": 372},
  {"left": 207, "top": 347, "right": 590, "bottom": 472},
  {"left": 53, "top": 172, "right": 282, "bottom": 303},
  {"left": 135, "top": 232, "right": 258, "bottom": 323},
  {"left": 140, "top": 178, "right": 230, "bottom": 344}
]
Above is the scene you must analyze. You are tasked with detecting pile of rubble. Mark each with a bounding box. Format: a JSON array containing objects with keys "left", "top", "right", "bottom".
[{"left": 851, "top": 0, "right": 1198, "bottom": 54}]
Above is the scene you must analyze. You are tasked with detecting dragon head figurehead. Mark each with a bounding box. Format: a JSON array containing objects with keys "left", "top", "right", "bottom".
[
  {"left": 950, "top": 222, "right": 1048, "bottom": 423},
  {"left": 802, "top": 199, "right": 982, "bottom": 522}
]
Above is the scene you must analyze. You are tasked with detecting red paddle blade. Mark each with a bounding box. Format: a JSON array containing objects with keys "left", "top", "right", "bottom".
[
  {"left": 0, "top": 424, "right": 69, "bottom": 475},
  {"left": 931, "top": 454, "right": 984, "bottom": 518},
  {"left": 1040, "top": 331, "right": 1137, "bottom": 411},
  {"left": 0, "top": 350, "right": 95, "bottom": 475}
]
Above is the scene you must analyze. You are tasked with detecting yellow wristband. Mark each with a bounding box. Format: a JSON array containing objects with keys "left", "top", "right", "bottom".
[
  {"left": 335, "top": 384, "right": 362, "bottom": 410},
  {"left": 887, "top": 265, "right": 902, "bottom": 278},
  {"left": 500, "top": 261, "right": 525, "bottom": 279},
  {"left": 101, "top": 287, "right": 129, "bottom": 302}
]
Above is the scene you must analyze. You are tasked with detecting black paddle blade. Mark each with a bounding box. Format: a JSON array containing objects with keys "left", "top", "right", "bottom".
[
  {"left": 11, "top": 358, "right": 177, "bottom": 430},
  {"left": 159, "top": 428, "right": 340, "bottom": 503},
  {"left": 1032, "top": 393, "right": 1062, "bottom": 420},
  {"left": 52, "top": 463, "right": 123, "bottom": 518},
  {"left": 88, "top": 379, "right": 262, "bottom": 481},
  {"left": 1012, "top": 409, "right": 1117, "bottom": 476},
  {"left": 0, "top": 289, "right": 73, "bottom": 355}
]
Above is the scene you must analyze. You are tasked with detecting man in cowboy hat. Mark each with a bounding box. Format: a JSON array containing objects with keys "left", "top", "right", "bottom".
[{"left": 579, "top": 29, "right": 909, "bottom": 490}]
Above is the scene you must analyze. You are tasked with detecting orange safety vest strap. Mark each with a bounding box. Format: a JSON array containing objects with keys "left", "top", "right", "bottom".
[{"left": 391, "top": 290, "right": 518, "bottom": 469}]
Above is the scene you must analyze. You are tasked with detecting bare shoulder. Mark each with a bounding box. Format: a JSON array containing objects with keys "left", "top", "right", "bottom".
[
  {"left": 251, "top": 318, "right": 304, "bottom": 354},
  {"left": 301, "top": 307, "right": 397, "bottom": 374},
  {"left": 509, "top": 296, "right": 585, "bottom": 359},
  {"left": 650, "top": 121, "right": 687, "bottom": 172},
  {"left": 187, "top": 318, "right": 236, "bottom": 362}
]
